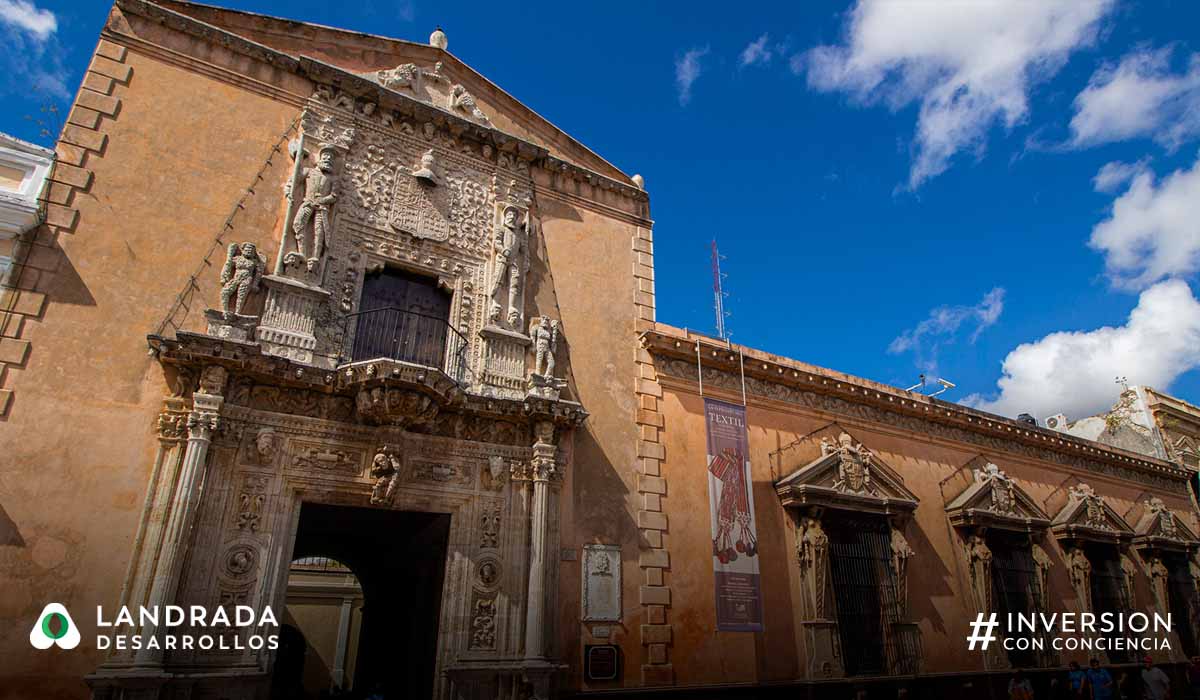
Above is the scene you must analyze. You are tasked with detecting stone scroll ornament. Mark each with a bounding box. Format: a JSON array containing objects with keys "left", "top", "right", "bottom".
[
  {"left": 287, "top": 143, "right": 339, "bottom": 273},
  {"left": 219, "top": 242, "right": 268, "bottom": 320}
]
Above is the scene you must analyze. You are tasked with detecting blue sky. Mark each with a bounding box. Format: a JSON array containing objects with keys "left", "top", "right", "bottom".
[{"left": 4, "top": 0, "right": 1200, "bottom": 422}]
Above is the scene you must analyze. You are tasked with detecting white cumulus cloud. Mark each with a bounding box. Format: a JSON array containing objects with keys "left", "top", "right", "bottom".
[
  {"left": 801, "top": 0, "right": 1113, "bottom": 189},
  {"left": 675, "top": 46, "right": 710, "bottom": 106},
  {"left": 1089, "top": 153, "right": 1200, "bottom": 290},
  {"left": 1070, "top": 47, "right": 1200, "bottom": 149},
  {"left": 0, "top": 0, "right": 55, "bottom": 40},
  {"left": 740, "top": 33, "right": 773, "bottom": 67},
  {"left": 889, "top": 287, "right": 1006, "bottom": 375},
  {"left": 964, "top": 280, "right": 1200, "bottom": 420}
]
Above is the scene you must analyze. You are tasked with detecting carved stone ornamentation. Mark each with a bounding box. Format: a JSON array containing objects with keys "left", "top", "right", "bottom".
[
  {"left": 369, "top": 447, "right": 401, "bottom": 505},
  {"left": 1072, "top": 484, "right": 1108, "bottom": 529},
  {"left": 288, "top": 144, "right": 339, "bottom": 272},
  {"left": 1147, "top": 497, "right": 1178, "bottom": 537},
  {"left": 891, "top": 526, "right": 915, "bottom": 616},
  {"left": 1031, "top": 542, "right": 1053, "bottom": 612},
  {"left": 479, "top": 501, "right": 501, "bottom": 549},
  {"left": 449, "top": 84, "right": 491, "bottom": 125},
  {"left": 223, "top": 545, "right": 257, "bottom": 579},
  {"left": 825, "top": 433, "right": 874, "bottom": 495},
  {"left": 236, "top": 492, "right": 264, "bottom": 532},
  {"left": 469, "top": 594, "right": 497, "bottom": 650},
  {"left": 966, "top": 533, "right": 993, "bottom": 616},
  {"left": 391, "top": 157, "right": 451, "bottom": 241},
  {"left": 481, "top": 455, "right": 508, "bottom": 491},
  {"left": 796, "top": 516, "right": 830, "bottom": 620},
  {"left": 292, "top": 444, "right": 360, "bottom": 473},
  {"left": 252, "top": 429, "right": 278, "bottom": 466},
  {"left": 1120, "top": 552, "right": 1138, "bottom": 608},
  {"left": 527, "top": 317, "right": 567, "bottom": 400},
  {"left": 491, "top": 206, "right": 530, "bottom": 329},
  {"left": 974, "top": 463, "right": 1017, "bottom": 514},
  {"left": 1067, "top": 546, "right": 1092, "bottom": 612},
  {"left": 477, "top": 558, "right": 501, "bottom": 589},
  {"left": 219, "top": 242, "right": 268, "bottom": 319}
]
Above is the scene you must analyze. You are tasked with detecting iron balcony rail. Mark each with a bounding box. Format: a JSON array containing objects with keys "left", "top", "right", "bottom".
[{"left": 339, "top": 306, "right": 469, "bottom": 383}]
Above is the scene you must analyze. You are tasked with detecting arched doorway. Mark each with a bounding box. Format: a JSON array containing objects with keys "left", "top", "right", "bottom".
[
  {"left": 273, "top": 502, "right": 452, "bottom": 700},
  {"left": 277, "top": 556, "right": 364, "bottom": 697}
]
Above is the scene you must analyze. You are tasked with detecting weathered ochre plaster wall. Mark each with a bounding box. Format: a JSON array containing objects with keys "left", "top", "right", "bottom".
[
  {"left": 0, "top": 9, "right": 303, "bottom": 696},
  {"left": 153, "top": 0, "right": 630, "bottom": 182},
  {"left": 655, "top": 381, "right": 1197, "bottom": 686},
  {"left": 535, "top": 201, "right": 645, "bottom": 688}
]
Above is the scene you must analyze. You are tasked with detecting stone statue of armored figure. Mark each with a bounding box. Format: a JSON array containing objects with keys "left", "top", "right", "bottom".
[
  {"left": 490, "top": 205, "right": 528, "bottom": 328},
  {"left": 530, "top": 316, "right": 559, "bottom": 378},
  {"left": 220, "top": 242, "right": 267, "bottom": 319},
  {"left": 527, "top": 316, "right": 566, "bottom": 399},
  {"left": 289, "top": 143, "right": 339, "bottom": 273}
]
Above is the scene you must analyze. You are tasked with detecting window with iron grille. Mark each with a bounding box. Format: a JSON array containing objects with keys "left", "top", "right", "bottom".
[
  {"left": 1086, "top": 544, "right": 1131, "bottom": 663},
  {"left": 824, "top": 513, "right": 914, "bottom": 676},
  {"left": 1165, "top": 554, "right": 1200, "bottom": 657},
  {"left": 351, "top": 267, "right": 452, "bottom": 367},
  {"left": 987, "top": 532, "right": 1043, "bottom": 668}
]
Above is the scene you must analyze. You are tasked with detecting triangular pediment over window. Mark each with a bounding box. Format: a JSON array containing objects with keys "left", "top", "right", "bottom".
[
  {"left": 944, "top": 456, "right": 1049, "bottom": 533},
  {"left": 774, "top": 425, "right": 918, "bottom": 517},
  {"left": 1131, "top": 497, "right": 1199, "bottom": 553},
  {"left": 1050, "top": 483, "right": 1134, "bottom": 545}
]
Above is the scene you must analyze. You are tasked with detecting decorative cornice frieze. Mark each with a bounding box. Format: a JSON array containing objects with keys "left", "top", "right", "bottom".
[{"left": 643, "top": 330, "right": 1191, "bottom": 491}]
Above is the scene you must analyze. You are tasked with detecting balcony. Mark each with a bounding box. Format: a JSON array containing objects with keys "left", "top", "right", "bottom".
[{"left": 338, "top": 306, "right": 469, "bottom": 384}]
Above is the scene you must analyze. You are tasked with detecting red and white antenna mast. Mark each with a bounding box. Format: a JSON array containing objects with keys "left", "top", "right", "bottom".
[{"left": 711, "top": 239, "right": 728, "bottom": 339}]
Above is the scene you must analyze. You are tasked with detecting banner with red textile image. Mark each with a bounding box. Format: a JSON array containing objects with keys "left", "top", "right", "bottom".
[{"left": 704, "top": 398, "right": 763, "bottom": 632}]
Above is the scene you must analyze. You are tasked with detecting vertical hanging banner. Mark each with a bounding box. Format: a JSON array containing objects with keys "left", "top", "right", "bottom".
[{"left": 704, "top": 398, "right": 763, "bottom": 631}]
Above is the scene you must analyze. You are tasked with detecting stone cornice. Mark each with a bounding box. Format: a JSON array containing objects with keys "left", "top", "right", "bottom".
[
  {"left": 641, "top": 326, "right": 1191, "bottom": 490},
  {"left": 109, "top": 0, "right": 650, "bottom": 216},
  {"left": 148, "top": 332, "right": 588, "bottom": 431}
]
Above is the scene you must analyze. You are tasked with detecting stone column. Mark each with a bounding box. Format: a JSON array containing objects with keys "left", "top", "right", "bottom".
[
  {"left": 523, "top": 421, "right": 556, "bottom": 661},
  {"left": 331, "top": 597, "right": 354, "bottom": 688},
  {"left": 136, "top": 368, "right": 226, "bottom": 664}
]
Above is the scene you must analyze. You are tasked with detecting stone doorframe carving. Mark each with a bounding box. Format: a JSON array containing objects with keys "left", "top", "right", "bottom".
[
  {"left": 1049, "top": 482, "right": 1136, "bottom": 628},
  {"left": 1127, "top": 497, "right": 1199, "bottom": 661},
  {"left": 943, "top": 456, "right": 1053, "bottom": 670},
  {"left": 775, "top": 426, "right": 921, "bottom": 679}
]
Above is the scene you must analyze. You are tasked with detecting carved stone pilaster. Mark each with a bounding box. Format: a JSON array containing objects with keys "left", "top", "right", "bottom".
[
  {"left": 1031, "top": 542, "right": 1052, "bottom": 613},
  {"left": 136, "top": 379, "right": 225, "bottom": 664},
  {"left": 1066, "top": 546, "right": 1092, "bottom": 612},
  {"left": 796, "top": 514, "right": 830, "bottom": 621},
  {"left": 524, "top": 421, "right": 558, "bottom": 661},
  {"left": 891, "top": 525, "right": 914, "bottom": 618}
]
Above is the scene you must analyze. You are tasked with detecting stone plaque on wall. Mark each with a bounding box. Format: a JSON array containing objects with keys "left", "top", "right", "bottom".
[{"left": 581, "top": 544, "right": 621, "bottom": 622}]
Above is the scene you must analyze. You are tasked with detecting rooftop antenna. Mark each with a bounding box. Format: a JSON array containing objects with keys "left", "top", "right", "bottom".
[
  {"left": 1115, "top": 376, "right": 1129, "bottom": 390},
  {"left": 711, "top": 239, "right": 730, "bottom": 340},
  {"left": 929, "top": 377, "right": 956, "bottom": 398}
]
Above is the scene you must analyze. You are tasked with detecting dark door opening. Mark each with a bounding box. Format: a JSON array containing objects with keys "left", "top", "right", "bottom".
[
  {"left": 988, "top": 532, "right": 1043, "bottom": 668},
  {"left": 351, "top": 267, "right": 451, "bottom": 367},
  {"left": 1086, "top": 543, "right": 1132, "bottom": 663},
  {"left": 272, "top": 503, "right": 451, "bottom": 700},
  {"left": 825, "top": 513, "right": 906, "bottom": 677}
]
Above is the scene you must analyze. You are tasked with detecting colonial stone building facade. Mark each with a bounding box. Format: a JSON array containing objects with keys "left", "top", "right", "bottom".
[{"left": 1, "top": 2, "right": 1198, "bottom": 699}]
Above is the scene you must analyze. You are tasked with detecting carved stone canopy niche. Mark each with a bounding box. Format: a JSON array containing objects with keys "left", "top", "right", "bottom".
[
  {"left": 1050, "top": 482, "right": 1135, "bottom": 546},
  {"left": 943, "top": 456, "right": 1050, "bottom": 534},
  {"left": 774, "top": 425, "right": 919, "bottom": 517},
  {"left": 1130, "top": 496, "right": 1199, "bottom": 555}
]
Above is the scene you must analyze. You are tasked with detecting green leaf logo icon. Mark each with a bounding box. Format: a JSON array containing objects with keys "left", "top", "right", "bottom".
[{"left": 30, "top": 603, "right": 80, "bottom": 650}]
